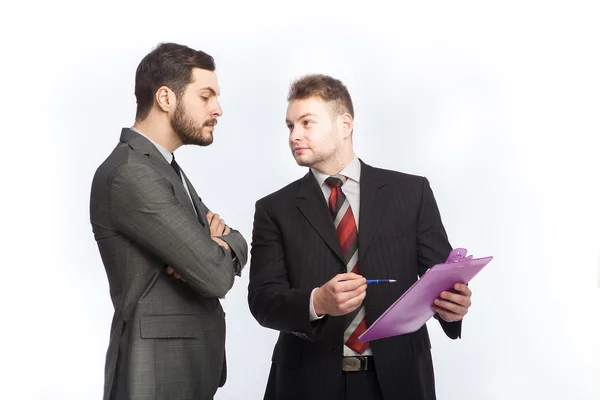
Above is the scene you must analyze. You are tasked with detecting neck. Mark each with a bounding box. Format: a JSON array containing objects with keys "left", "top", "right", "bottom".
[
  {"left": 133, "top": 114, "right": 182, "bottom": 153},
  {"left": 313, "top": 150, "right": 355, "bottom": 176}
]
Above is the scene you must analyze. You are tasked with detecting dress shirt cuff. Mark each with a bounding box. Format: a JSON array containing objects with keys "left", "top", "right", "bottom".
[{"left": 309, "top": 288, "right": 325, "bottom": 322}]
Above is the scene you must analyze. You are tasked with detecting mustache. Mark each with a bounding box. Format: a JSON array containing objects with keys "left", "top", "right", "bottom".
[{"left": 203, "top": 119, "right": 218, "bottom": 127}]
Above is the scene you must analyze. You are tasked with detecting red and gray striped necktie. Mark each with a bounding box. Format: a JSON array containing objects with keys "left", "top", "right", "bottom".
[{"left": 325, "top": 176, "right": 369, "bottom": 354}]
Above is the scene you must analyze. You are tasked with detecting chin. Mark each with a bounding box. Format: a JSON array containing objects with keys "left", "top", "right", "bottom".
[
  {"left": 202, "top": 135, "right": 214, "bottom": 145},
  {"left": 294, "top": 156, "right": 313, "bottom": 167},
  {"left": 194, "top": 132, "right": 213, "bottom": 146}
]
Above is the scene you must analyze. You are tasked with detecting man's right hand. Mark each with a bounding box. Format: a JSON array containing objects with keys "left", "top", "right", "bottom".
[
  {"left": 207, "top": 211, "right": 231, "bottom": 252},
  {"left": 313, "top": 273, "right": 367, "bottom": 317}
]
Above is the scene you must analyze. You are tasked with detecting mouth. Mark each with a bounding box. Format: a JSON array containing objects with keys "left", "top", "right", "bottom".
[
  {"left": 293, "top": 147, "right": 309, "bottom": 155},
  {"left": 204, "top": 119, "right": 218, "bottom": 129}
]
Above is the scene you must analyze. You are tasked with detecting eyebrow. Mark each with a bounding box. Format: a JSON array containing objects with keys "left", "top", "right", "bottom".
[
  {"left": 285, "top": 113, "right": 317, "bottom": 124},
  {"left": 198, "top": 87, "right": 218, "bottom": 96}
]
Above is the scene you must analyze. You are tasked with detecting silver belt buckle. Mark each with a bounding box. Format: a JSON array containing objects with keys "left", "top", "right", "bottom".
[{"left": 342, "top": 357, "right": 361, "bottom": 371}]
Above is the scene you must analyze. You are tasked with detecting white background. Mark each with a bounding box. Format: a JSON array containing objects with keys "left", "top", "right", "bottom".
[{"left": 1, "top": 1, "right": 599, "bottom": 399}]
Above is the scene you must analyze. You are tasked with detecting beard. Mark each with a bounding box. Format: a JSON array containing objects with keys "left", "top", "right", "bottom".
[{"left": 171, "top": 102, "right": 217, "bottom": 147}]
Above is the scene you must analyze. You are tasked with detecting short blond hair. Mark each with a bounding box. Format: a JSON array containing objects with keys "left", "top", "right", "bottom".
[{"left": 287, "top": 74, "right": 354, "bottom": 118}]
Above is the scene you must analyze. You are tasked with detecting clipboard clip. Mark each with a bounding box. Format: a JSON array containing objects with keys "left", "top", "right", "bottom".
[{"left": 445, "top": 248, "right": 473, "bottom": 263}]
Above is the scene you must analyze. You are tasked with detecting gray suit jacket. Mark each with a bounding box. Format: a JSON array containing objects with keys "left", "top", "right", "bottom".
[{"left": 90, "top": 128, "right": 248, "bottom": 400}]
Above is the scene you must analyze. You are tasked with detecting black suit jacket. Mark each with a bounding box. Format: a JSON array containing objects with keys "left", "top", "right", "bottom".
[{"left": 248, "top": 160, "right": 461, "bottom": 400}]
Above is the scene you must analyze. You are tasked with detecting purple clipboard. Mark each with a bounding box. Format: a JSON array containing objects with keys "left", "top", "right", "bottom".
[{"left": 359, "top": 248, "right": 493, "bottom": 342}]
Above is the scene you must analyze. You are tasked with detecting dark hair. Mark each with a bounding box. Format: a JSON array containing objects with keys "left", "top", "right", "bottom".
[
  {"left": 134, "top": 42, "right": 216, "bottom": 120},
  {"left": 287, "top": 74, "right": 354, "bottom": 118}
]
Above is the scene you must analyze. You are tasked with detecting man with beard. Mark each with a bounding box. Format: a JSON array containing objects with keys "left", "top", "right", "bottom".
[{"left": 90, "top": 42, "right": 248, "bottom": 400}]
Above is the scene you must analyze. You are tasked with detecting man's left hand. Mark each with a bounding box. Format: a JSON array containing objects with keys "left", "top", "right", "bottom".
[
  {"left": 432, "top": 283, "right": 472, "bottom": 322},
  {"left": 166, "top": 266, "right": 185, "bottom": 282}
]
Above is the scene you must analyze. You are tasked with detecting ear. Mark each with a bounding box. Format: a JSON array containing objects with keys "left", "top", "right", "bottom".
[
  {"left": 339, "top": 113, "right": 354, "bottom": 139},
  {"left": 155, "top": 86, "right": 176, "bottom": 113}
]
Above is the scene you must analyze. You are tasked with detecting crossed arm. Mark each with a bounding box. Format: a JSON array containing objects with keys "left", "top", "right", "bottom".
[{"left": 109, "top": 162, "right": 248, "bottom": 298}]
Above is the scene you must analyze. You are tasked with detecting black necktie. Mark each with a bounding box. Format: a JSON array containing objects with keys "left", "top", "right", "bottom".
[{"left": 170, "top": 154, "right": 183, "bottom": 181}]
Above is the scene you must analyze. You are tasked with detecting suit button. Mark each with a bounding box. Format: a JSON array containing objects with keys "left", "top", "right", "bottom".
[{"left": 332, "top": 344, "right": 342, "bottom": 355}]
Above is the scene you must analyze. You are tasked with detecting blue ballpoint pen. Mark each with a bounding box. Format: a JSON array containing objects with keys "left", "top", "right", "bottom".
[{"left": 365, "top": 279, "right": 396, "bottom": 284}]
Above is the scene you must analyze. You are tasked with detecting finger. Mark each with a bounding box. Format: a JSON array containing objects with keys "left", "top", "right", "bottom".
[
  {"left": 209, "top": 214, "right": 221, "bottom": 226},
  {"left": 223, "top": 226, "right": 231, "bottom": 235},
  {"left": 174, "top": 272, "right": 182, "bottom": 279},
  {"left": 216, "top": 219, "right": 226, "bottom": 235},
  {"left": 333, "top": 290, "right": 352, "bottom": 305},
  {"left": 440, "top": 291, "right": 472, "bottom": 307},
  {"left": 334, "top": 285, "right": 367, "bottom": 305},
  {"left": 433, "top": 298, "right": 468, "bottom": 316},
  {"left": 334, "top": 279, "right": 367, "bottom": 293},
  {"left": 453, "top": 283, "right": 472, "bottom": 296},
  {"left": 337, "top": 272, "right": 363, "bottom": 281},
  {"left": 432, "top": 306, "right": 462, "bottom": 322},
  {"left": 339, "top": 290, "right": 366, "bottom": 313},
  {"left": 166, "top": 267, "right": 175, "bottom": 275},
  {"left": 333, "top": 273, "right": 366, "bottom": 290},
  {"left": 433, "top": 305, "right": 464, "bottom": 321},
  {"left": 206, "top": 211, "right": 214, "bottom": 222},
  {"left": 209, "top": 214, "right": 221, "bottom": 234},
  {"left": 212, "top": 236, "right": 230, "bottom": 252}
]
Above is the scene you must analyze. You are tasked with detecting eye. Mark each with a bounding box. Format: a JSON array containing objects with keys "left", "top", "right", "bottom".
[
  {"left": 287, "top": 124, "right": 294, "bottom": 131},
  {"left": 201, "top": 96, "right": 210, "bottom": 101},
  {"left": 303, "top": 120, "right": 312, "bottom": 126}
]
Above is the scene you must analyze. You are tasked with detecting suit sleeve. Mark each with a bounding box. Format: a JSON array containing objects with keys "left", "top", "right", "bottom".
[
  {"left": 109, "top": 162, "right": 237, "bottom": 298},
  {"left": 216, "top": 230, "right": 248, "bottom": 276},
  {"left": 247, "top": 200, "right": 324, "bottom": 341},
  {"left": 196, "top": 198, "right": 249, "bottom": 277},
  {"left": 416, "top": 177, "right": 462, "bottom": 339}
]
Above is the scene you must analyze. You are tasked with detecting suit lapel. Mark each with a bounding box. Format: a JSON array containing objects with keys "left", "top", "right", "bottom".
[
  {"left": 358, "top": 161, "right": 389, "bottom": 261},
  {"left": 296, "top": 171, "right": 345, "bottom": 264}
]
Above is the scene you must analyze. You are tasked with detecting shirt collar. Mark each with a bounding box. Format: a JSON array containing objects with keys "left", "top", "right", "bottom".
[
  {"left": 130, "top": 126, "right": 173, "bottom": 163},
  {"left": 311, "top": 155, "right": 361, "bottom": 187}
]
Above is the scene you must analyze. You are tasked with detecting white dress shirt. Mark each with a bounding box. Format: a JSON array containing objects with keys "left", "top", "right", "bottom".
[{"left": 308, "top": 155, "right": 372, "bottom": 356}]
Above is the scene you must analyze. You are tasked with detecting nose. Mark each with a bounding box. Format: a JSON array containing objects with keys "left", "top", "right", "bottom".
[
  {"left": 289, "top": 126, "right": 302, "bottom": 142},
  {"left": 212, "top": 100, "right": 223, "bottom": 118}
]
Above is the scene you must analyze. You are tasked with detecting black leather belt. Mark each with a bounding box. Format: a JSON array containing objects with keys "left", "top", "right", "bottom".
[{"left": 342, "top": 356, "right": 374, "bottom": 372}]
